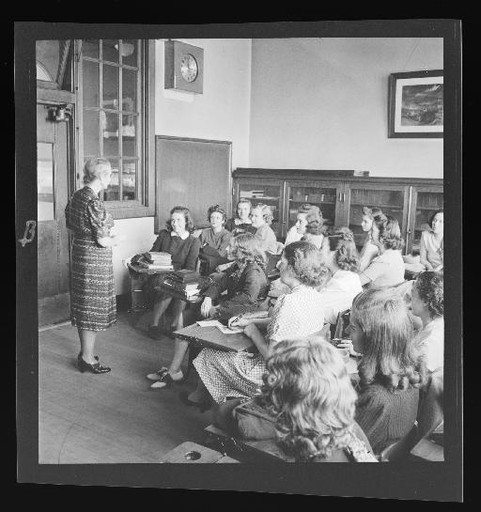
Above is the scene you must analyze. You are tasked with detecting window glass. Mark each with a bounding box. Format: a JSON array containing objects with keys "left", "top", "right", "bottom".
[{"left": 37, "top": 143, "right": 54, "bottom": 221}]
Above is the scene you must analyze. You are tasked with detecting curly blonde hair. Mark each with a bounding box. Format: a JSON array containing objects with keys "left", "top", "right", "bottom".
[
  {"left": 260, "top": 336, "right": 358, "bottom": 461},
  {"left": 283, "top": 240, "right": 330, "bottom": 288},
  {"left": 252, "top": 204, "right": 274, "bottom": 225},
  {"left": 324, "top": 227, "right": 360, "bottom": 272},
  {"left": 230, "top": 232, "right": 267, "bottom": 268},
  {"left": 83, "top": 157, "right": 112, "bottom": 184}
]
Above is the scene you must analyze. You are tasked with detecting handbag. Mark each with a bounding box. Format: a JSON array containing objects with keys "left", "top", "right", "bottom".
[{"left": 233, "top": 396, "right": 277, "bottom": 440}]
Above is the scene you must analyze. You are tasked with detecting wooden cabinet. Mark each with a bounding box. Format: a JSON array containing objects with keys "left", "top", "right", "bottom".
[{"left": 232, "top": 168, "right": 443, "bottom": 254}]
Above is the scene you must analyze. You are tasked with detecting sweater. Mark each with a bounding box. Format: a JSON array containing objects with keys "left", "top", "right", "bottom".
[
  {"left": 150, "top": 230, "right": 201, "bottom": 271},
  {"left": 203, "top": 261, "right": 268, "bottom": 320},
  {"left": 355, "top": 383, "right": 419, "bottom": 455}
]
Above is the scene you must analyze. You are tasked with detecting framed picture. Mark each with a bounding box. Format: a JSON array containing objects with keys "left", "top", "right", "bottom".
[{"left": 388, "top": 70, "right": 443, "bottom": 138}]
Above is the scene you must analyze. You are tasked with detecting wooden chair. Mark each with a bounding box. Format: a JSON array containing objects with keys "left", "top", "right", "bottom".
[
  {"left": 160, "top": 441, "right": 239, "bottom": 463},
  {"left": 416, "top": 370, "right": 444, "bottom": 442}
]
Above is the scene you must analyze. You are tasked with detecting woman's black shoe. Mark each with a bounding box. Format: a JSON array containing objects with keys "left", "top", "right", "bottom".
[
  {"left": 179, "top": 391, "right": 211, "bottom": 413},
  {"left": 78, "top": 356, "right": 111, "bottom": 374}
]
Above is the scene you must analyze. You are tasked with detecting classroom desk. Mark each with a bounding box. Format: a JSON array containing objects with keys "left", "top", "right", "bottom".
[
  {"left": 160, "top": 441, "right": 240, "bottom": 463},
  {"left": 173, "top": 323, "right": 254, "bottom": 352}
]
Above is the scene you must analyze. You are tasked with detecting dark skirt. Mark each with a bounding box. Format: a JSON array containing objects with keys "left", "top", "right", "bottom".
[{"left": 70, "top": 237, "right": 116, "bottom": 331}]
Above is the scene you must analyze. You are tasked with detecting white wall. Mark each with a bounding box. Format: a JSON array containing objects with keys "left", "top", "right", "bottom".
[
  {"left": 155, "top": 39, "right": 252, "bottom": 170},
  {"left": 249, "top": 38, "right": 443, "bottom": 178},
  {"left": 113, "top": 38, "right": 252, "bottom": 295}
]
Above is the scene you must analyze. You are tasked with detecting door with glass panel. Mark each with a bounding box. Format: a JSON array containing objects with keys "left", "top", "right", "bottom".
[
  {"left": 37, "top": 103, "right": 71, "bottom": 326},
  {"left": 345, "top": 183, "right": 410, "bottom": 253},
  {"left": 286, "top": 180, "right": 344, "bottom": 237},
  {"left": 407, "top": 185, "right": 443, "bottom": 255},
  {"left": 234, "top": 179, "right": 285, "bottom": 238}
]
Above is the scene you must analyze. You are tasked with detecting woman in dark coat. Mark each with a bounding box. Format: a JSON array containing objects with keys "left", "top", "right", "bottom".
[
  {"left": 65, "top": 157, "right": 123, "bottom": 374},
  {"left": 147, "top": 206, "right": 201, "bottom": 339}
]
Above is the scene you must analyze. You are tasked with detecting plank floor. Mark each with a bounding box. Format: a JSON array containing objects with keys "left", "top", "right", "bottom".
[{"left": 38, "top": 310, "right": 213, "bottom": 463}]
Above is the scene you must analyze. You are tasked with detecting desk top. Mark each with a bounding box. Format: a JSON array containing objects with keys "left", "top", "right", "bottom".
[
  {"left": 174, "top": 323, "right": 254, "bottom": 352},
  {"left": 128, "top": 262, "right": 173, "bottom": 275}
]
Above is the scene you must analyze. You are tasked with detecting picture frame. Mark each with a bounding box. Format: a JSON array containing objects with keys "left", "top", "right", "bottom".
[{"left": 388, "top": 70, "right": 443, "bottom": 138}]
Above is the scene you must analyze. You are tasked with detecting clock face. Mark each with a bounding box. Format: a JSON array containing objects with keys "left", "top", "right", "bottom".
[{"left": 180, "top": 54, "right": 198, "bottom": 83}]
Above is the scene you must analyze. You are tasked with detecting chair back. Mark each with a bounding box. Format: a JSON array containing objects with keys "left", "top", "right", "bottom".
[
  {"left": 379, "top": 423, "right": 418, "bottom": 462},
  {"left": 416, "top": 369, "right": 444, "bottom": 441}
]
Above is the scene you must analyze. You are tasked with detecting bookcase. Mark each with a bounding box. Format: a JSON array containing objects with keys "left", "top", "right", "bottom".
[{"left": 232, "top": 168, "right": 443, "bottom": 255}]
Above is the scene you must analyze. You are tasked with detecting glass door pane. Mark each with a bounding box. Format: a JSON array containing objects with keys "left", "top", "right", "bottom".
[
  {"left": 238, "top": 181, "right": 283, "bottom": 236},
  {"left": 349, "top": 187, "right": 405, "bottom": 249},
  {"left": 413, "top": 191, "right": 443, "bottom": 253},
  {"left": 37, "top": 143, "right": 54, "bottom": 221},
  {"left": 288, "top": 184, "right": 338, "bottom": 229}
]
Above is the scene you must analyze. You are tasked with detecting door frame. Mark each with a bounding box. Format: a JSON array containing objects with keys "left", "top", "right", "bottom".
[{"left": 37, "top": 87, "right": 76, "bottom": 326}]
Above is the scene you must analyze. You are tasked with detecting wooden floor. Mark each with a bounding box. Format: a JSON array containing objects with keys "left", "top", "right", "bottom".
[{"left": 38, "top": 310, "right": 213, "bottom": 463}]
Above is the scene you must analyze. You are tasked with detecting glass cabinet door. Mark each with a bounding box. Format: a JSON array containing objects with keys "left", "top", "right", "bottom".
[
  {"left": 409, "top": 188, "right": 443, "bottom": 254},
  {"left": 287, "top": 181, "right": 342, "bottom": 233},
  {"left": 237, "top": 180, "right": 284, "bottom": 237},
  {"left": 347, "top": 185, "right": 408, "bottom": 251}
]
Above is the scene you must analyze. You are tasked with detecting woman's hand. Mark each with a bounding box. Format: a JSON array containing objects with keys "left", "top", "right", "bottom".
[
  {"left": 336, "top": 339, "right": 360, "bottom": 357},
  {"left": 243, "top": 323, "right": 260, "bottom": 339},
  {"left": 228, "top": 316, "right": 253, "bottom": 328},
  {"left": 201, "top": 297, "right": 213, "bottom": 318}
]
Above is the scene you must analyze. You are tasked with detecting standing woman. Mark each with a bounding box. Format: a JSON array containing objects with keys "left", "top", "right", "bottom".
[
  {"left": 420, "top": 210, "right": 444, "bottom": 272},
  {"left": 359, "top": 207, "right": 383, "bottom": 272},
  {"left": 251, "top": 203, "right": 278, "bottom": 255},
  {"left": 147, "top": 206, "right": 201, "bottom": 339},
  {"left": 225, "top": 198, "right": 256, "bottom": 236},
  {"left": 359, "top": 215, "right": 405, "bottom": 288},
  {"left": 198, "top": 205, "right": 232, "bottom": 274},
  {"left": 65, "top": 157, "right": 122, "bottom": 374}
]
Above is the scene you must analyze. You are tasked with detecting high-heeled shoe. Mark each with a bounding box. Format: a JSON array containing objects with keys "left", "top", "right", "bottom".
[
  {"left": 78, "top": 356, "right": 111, "bottom": 374},
  {"left": 179, "top": 391, "right": 211, "bottom": 413}
]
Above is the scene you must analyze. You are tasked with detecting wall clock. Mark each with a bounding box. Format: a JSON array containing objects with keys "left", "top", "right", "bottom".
[{"left": 165, "top": 40, "right": 204, "bottom": 94}]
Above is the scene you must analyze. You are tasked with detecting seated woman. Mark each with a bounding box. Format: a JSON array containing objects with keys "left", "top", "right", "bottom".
[
  {"left": 420, "top": 210, "right": 444, "bottom": 272},
  {"left": 198, "top": 204, "right": 232, "bottom": 275},
  {"left": 301, "top": 205, "right": 326, "bottom": 249},
  {"left": 411, "top": 271, "right": 444, "bottom": 375},
  {"left": 146, "top": 232, "right": 268, "bottom": 389},
  {"left": 213, "top": 336, "right": 377, "bottom": 462},
  {"left": 359, "top": 206, "right": 383, "bottom": 272},
  {"left": 189, "top": 241, "right": 330, "bottom": 407},
  {"left": 317, "top": 226, "right": 362, "bottom": 325},
  {"left": 146, "top": 206, "right": 201, "bottom": 339},
  {"left": 269, "top": 205, "right": 325, "bottom": 298},
  {"left": 251, "top": 203, "right": 278, "bottom": 255},
  {"left": 347, "top": 287, "right": 427, "bottom": 455},
  {"left": 359, "top": 215, "right": 405, "bottom": 288},
  {"left": 283, "top": 203, "right": 320, "bottom": 246},
  {"left": 224, "top": 198, "right": 256, "bottom": 236}
]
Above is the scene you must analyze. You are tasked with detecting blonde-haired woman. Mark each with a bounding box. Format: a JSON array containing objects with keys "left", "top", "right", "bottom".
[
  {"left": 359, "top": 206, "right": 383, "bottom": 271},
  {"left": 215, "top": 337, "right": 377, "bottom": 462},
  {"left": 251, "top": 203, "right": 278, "bottom": 255},
  {"left": 348, "top": 287, "right": 427, "bottom": 455},
  {"left": 65, "top": 157, "right": 123, "bottom": 374}
]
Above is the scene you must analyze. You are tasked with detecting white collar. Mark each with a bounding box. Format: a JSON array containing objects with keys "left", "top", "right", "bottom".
[{"left": 171, "top": 230, "right": 189, "bottom": 240}]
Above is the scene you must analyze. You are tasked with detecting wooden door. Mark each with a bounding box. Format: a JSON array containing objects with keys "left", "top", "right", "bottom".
[
  {"left": 344, "top": 182, "right": 410, "bottom": 253},
  {"left": 37, "top": 103, "right": 71, "bottom": 326},
  {"left": 407, "top": 185, "right": 443, "bottom": 254}
]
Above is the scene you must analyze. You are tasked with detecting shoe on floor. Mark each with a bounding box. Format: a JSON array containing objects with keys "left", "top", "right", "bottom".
[
  {"left": 150, "top": 370, "right": 184, "bottom": 389},
  {"left": 146, "top": 367, "right": 168, "bottom": 381}
]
